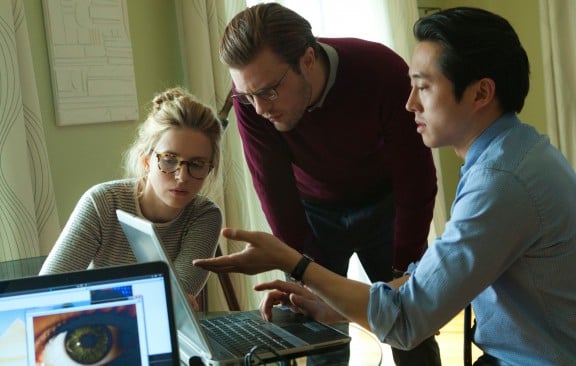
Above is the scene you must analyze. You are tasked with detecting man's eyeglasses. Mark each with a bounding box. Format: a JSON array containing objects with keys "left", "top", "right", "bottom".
[
  {"left": 232, "top": 67, "right": 290, "bottom": 105},
  {"left": 156, "top": 152, "right": 213, "bottom": 180}
]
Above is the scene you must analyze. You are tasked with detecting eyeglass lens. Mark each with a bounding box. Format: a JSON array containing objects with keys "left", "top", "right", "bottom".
[
  {"left": 157, "top": 153, "right": 212, "bottom": 179},
  {"left": 233, "top": 67, "right": 289, "bottom": 105},
  {"left": 234, "top": 89, "right": 278, "bottom": 105}
]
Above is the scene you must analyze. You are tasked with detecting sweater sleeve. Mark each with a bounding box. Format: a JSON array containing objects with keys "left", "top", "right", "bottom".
[
  {"left": 40, "top": 186, "right": 104, "bottom": 274},
  {"left": 235, "top": 100, "right": 317, "bottom": 256}
]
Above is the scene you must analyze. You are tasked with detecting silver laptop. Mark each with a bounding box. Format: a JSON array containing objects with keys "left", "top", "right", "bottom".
[
  {"left": 0, "top": 261, "right": 180, "bottom": 366},
  {"left": 116, "top": 209, "right": 351, "bottom": 366}
]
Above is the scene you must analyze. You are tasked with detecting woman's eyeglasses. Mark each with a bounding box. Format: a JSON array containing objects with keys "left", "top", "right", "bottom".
[{"left": 156, "top": 152, "right": 213, "bottom": 179}]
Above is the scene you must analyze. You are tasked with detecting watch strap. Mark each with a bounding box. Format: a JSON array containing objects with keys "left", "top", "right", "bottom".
[{"left": 290, "top": 254, "right": 314, "bottom": 283}]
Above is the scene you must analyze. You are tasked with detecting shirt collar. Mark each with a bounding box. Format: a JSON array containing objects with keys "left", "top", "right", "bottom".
[
  {"left": 461, "top": 113, "right": 520, "bottom": 175},
  {"left": 307, "top": 42, "right": 338, "bottom": 112}
]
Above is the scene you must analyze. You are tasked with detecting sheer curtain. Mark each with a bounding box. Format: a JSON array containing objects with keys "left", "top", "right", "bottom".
[
  {"left": 0, "top": 0, "right": 60, "bottom": 263},
  {"left": 175, "top": 0, "right": 284, "bottom": 311},
  {"left": 539, "top": 0, "right": 576, "bottom": 168}
]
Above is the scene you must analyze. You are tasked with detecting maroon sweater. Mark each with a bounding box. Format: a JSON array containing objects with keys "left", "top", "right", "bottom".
[{"left": 234, "top": 38, "right": 437, "bottom": 270}]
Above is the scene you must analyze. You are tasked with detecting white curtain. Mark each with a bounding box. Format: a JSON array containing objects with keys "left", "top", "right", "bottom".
[
  {"left": 175, "top": 0, "right": 284, "bottom": 311},
  {"left": 539, "top": 0, "right": 576, "bottom": 168},
  {"left": 0, "top": 0, "right": 60, "bottom": 263}
]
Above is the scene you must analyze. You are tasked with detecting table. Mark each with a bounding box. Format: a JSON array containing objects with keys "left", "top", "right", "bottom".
[
  {"left": 0, "top": 256, "right": 46, "bottom": 280},
  {"left": 291, "top": 322, "right": 384, "bottom": 366},
  {"left": 190, "top": 313, "right": 384, "bottom": 366}
]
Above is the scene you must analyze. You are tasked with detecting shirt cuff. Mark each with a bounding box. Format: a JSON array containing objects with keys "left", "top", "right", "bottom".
[{"left": 368, "top": 282, "right": 400, "bottom": 343}]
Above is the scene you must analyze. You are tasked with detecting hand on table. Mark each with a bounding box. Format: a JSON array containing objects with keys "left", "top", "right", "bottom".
[{"left": 256, "top": 280, "right": 346, "bottom": 324}]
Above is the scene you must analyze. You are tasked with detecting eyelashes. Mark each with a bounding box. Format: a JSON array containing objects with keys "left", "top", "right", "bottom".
[{"left": 34, "top": 305, "right": 140, "bottom": 366}]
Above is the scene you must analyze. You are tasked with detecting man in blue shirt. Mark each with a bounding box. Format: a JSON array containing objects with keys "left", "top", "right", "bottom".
[{"left": 195, "top": 7, "right": 576, "bottom": 365}]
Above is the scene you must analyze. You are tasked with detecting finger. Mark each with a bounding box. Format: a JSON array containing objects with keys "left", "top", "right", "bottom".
[
  {"left": 259, "top": 290, "right": 290, "bottom": 321},
  {"left": 193, "top": 264, "right": 236, "bottom": 273},
  {"left": 193, "top": 256, "right": 231, "bottom": 267},
  {"left": 221, "top": 228, "right": 255, "bottom": 242},
  {"left": 290, "top": 293, "right": 346, "bottom": 324},
  {"left": 222, "top": 228, "right": 277, "bottom": 246},
  {"left": 193, "top": 257, "right": 236, "bottom": 272},
  {"left": 289, "top": 293, "right": 332, "bottom": 322},
  {"left": 289, "top": 293, "right": 313, "bottom": 317},
  {"left": 254, "top": 280, "right": 304, "bottom": 295}
]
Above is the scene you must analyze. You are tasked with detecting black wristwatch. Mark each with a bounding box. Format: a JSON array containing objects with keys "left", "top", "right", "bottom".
[{"left": 290, "top": 254, "right": 314, "bottom": 283}]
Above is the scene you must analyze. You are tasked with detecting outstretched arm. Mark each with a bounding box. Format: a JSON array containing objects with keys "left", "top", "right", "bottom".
[{"left": 194, "top": 228, "right": 373, "bottom": 329}]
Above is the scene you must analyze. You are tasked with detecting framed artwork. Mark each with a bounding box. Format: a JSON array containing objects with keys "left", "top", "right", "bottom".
[{"left": 42, "top": 0, "right": 138, "bottom": 126}]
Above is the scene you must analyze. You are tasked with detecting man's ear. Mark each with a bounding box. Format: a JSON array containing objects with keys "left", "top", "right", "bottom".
[
  {"left": 300, "top": 46, "right": 316, "bottom": 72},
  {"left": 473, "top": 78, "right": 496, "bottom": 109}
]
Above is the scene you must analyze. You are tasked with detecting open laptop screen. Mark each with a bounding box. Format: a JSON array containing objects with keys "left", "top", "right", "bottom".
[{"left": 0, "top": 261, "right": 179, "bottom": 366}]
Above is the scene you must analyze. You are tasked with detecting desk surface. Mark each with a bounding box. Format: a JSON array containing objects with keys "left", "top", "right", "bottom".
[
  {"left": 187, "top": 315, "right": 383, "bottom": 366},
  {"left": 0, "top": 256, "right": 45, "bottom": 280},
  {"left": 253, "top": 322, "right": 384, "bottom": 365},
  {"left": 298, "top": 322, "right": 383, "bottom": 366}
]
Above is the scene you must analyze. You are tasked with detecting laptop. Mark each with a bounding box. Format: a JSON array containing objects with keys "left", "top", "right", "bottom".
[
  {"left": 116, "top": 209, "right": 351, "bottom": 366},
  {"left": 0, "top": 261, "right": 180, "bottom": 366}
]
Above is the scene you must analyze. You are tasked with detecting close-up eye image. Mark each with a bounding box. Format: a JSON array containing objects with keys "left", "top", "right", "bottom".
[{"left": 33, "top": 305, "right": 142, "bottom": 366}]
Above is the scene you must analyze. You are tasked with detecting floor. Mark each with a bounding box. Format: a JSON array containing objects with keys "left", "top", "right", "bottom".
[{"left": 433, "top": 310, "right": 483, "bottom": 366}]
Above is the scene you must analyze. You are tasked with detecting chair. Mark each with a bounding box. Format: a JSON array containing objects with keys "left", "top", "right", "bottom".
[
  {"left": 464, "top": 304, "right": 473, "bottom": 366},
  {"left": 196, "top": 244, "right": 241, "bottom": 312},
  {"left": 214, "top": 245, "right": 241, "bottom": 311},
  {"left": 218, "top": 89, "right": 233, "bottom": 129}
]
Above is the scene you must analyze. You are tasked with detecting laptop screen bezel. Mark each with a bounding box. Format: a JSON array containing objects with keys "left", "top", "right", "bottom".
[{"left": 0, "top": 261, "right": 180, "bottom": 366}]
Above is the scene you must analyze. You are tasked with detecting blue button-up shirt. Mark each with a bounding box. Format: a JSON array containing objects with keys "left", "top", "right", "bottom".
[{"left": 368, "top": 114, "right": 576, "bottom": 365}]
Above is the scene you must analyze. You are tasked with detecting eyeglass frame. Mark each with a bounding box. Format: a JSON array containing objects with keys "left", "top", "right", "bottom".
[
  {"left": 231, "top": 67, "right": 291, "bottom": 105},
  {"left": 155, "top": 152, "right": 214, "bottom": 180}
]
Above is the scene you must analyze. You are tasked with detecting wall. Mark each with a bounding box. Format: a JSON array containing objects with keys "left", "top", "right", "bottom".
[
  {"left": 418, "top": 0, "right": 546, "bottom": 217},
  {"left": 24, "top": 0, "right": 184, "bottom": 224}
]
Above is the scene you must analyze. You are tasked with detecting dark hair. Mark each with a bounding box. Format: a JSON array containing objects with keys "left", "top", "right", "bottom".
[
  {"left": 219, "top": 3, "right": 322, "bottom": 72},
  {"left": 414, "top": 7, "right": 530, "bottom": 113}
]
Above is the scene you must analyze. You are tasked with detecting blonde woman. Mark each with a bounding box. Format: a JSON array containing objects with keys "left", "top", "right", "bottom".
[{"left": 41, "top": 87, "right": 223, "bottom": 305}]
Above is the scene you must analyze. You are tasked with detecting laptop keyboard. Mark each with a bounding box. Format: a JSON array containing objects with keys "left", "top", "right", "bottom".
[{"left": 201, "top": 313, "right": 295, "bottom": 356}]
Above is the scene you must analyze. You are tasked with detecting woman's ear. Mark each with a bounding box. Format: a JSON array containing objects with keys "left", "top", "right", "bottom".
[{"left": 141, "top": 154, "right": 151, "bottom": 173}]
